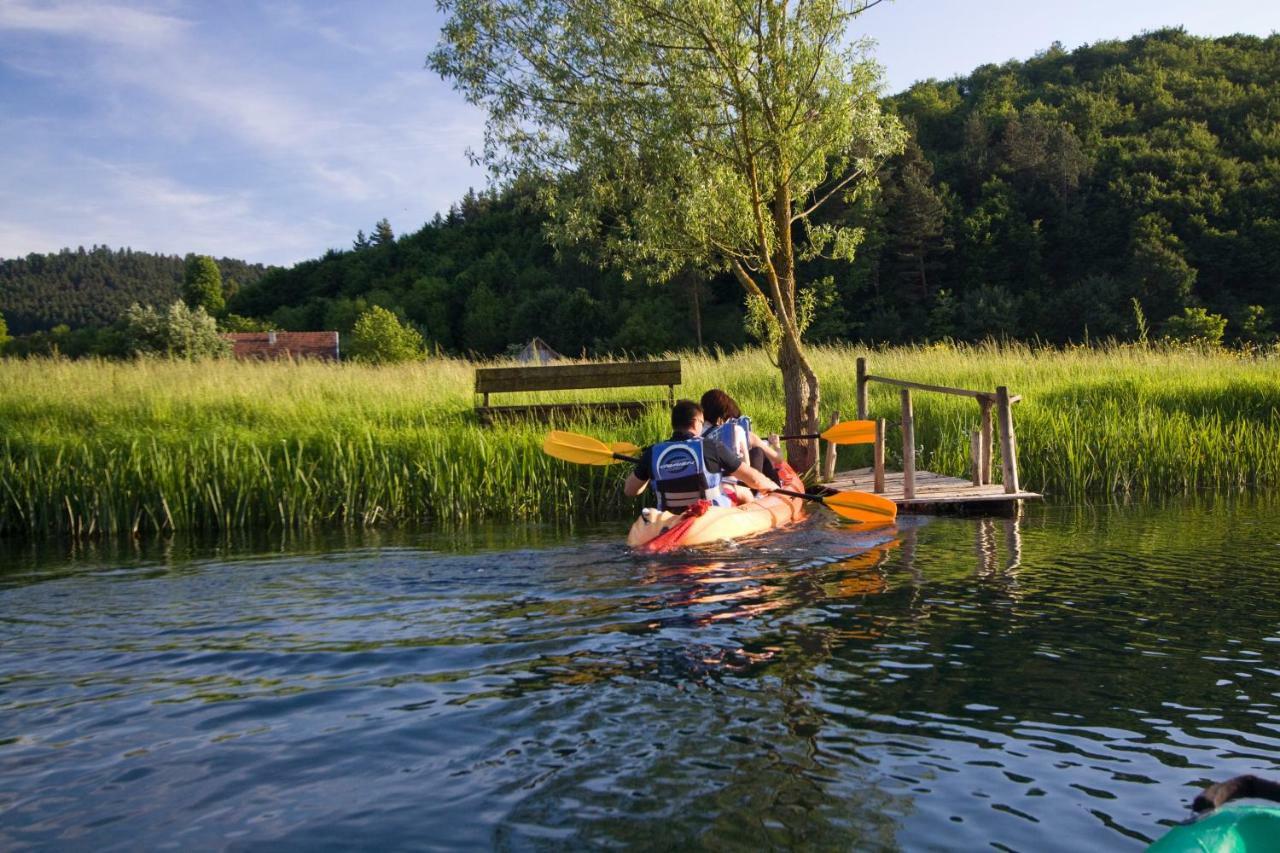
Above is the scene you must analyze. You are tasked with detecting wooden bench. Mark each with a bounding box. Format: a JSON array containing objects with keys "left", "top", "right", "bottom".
[{"left": 475, "top": 359, "right": 681, "bottom": 425}]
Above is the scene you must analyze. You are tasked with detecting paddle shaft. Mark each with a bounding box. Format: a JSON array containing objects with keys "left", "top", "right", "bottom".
[{"left": 773, "top": 488, "right": 822, "bottom": 503}]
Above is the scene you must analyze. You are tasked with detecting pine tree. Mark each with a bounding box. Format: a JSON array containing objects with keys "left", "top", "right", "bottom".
[
  {"left": 372, "top": 219, "right": 395, "bottom": 246},
  {"left": 182, "top": 255, "right": 225, "bottom": 315}
]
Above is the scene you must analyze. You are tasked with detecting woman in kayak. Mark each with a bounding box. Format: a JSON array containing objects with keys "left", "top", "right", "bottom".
[{"left": 699, "top": 389, "right": 784, "bottom": 484}]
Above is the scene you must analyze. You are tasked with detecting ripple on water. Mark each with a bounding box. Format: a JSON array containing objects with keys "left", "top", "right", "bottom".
[{"left": 1, "top": 503, "right": 1280, "bottom": 848}]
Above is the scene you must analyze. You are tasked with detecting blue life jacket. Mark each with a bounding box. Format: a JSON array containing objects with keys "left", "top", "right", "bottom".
[
  {"left": 705, "top": 415, "right": 751, "bottom": 451},
  {"left": 651, "top": 438, "right": 731, "bottom": 511},
  {"left": 703, "top": 416, "right": 752, "bottom": 483}
]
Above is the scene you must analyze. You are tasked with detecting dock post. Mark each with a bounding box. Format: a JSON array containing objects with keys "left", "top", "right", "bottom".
[
  {"left": 900, "top": 388, "right": 915, "bottom": 500},
  {"left": 996, "top": 386, "right": 1020, "bottom": 494},
  {"left": 980, "top": 397, "right": 994, "bottom": 485},
  {"left": 874, "top": 418, "right": 886, "bottom": 493},
  {"left": 970, "top": 428, "right": 982, "bottom": 486},
  {"left": 856, "top": 357, "right": 868, "bottom": 420},
  {"left": 821, "top": 411, "right": 839, "bottom": 482}
]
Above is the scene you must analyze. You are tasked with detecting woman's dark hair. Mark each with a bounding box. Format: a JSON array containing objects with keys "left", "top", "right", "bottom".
[{"left": 700, "top": 389, "right": 741, "bottom": 424}]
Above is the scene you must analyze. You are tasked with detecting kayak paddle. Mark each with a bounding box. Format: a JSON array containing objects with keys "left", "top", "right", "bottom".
[
  {"left": 773, "top": 488, "right": 897, "bottom": 523},
  {"left": 779, "top": 419, "right": 876, "bottom": 445},
  {"left": 544, "top": 431, "right": 640, "bottom": 465},
  {"left": 542, "top": 430, "right": 897, "bottom": 523}
]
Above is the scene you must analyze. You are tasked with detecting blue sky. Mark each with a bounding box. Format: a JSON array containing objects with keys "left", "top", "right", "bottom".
[{"left": 1, "top": 1, "right": 1276, "bottom": 267}]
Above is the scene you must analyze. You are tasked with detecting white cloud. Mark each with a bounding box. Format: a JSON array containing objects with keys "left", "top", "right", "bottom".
[
  {"left": 0, "top": 0, "right": 187, "bottom": 49},
  {"left": 1, "top": 0, "right": 489, "bottom": 264}
]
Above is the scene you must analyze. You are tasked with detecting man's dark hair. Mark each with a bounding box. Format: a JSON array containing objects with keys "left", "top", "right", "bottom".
[
  {"left": 671, "top": 399, "right": 703, "bottom": 430},
  {"left": 700, "top": 388, "right": 741, "bottom": 423}
]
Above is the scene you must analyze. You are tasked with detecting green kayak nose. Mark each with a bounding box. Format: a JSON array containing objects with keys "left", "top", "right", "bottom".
[{"left": 1148, "top": 802, "right": 1280, "bottom": 852}]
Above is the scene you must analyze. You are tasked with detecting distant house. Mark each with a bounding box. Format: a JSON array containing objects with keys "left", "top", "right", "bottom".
[
  {"left": 223, "top": 331, "right": 340, "bottom": 361},
  {"left": 516, "top": 336, "right": 563, "bottom": 364}
]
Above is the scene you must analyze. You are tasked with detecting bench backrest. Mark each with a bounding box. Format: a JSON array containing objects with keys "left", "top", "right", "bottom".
[{"left": 475, "top": 360, "right": 681, "bottom": 394}]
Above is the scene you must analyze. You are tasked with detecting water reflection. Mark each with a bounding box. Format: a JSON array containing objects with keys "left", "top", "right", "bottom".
[{"left": 2, "top": 501, "right": 1279, "bottom": 849}]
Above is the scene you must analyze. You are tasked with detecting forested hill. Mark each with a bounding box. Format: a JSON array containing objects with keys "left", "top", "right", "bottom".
[
  {"left": 231, "top": 29, "right": 1279, "bottom": 353},
  {"left": 15, "top": 29, "right": 1276, "bottom": 352},
  {"left": 846, "top": 27, "right": 1280, "bottom": 344},
  {"left": 0, "top": 247, "right": 271, "bottom": 334}
]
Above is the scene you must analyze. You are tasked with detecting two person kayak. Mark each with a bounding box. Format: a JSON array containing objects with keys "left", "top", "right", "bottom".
[{"left": 626, "top": 462, "right": 809, "bottom": 551}]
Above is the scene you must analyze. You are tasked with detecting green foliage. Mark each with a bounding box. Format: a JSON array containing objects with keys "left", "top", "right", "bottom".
[
  {"left": 346, "top": 306, "right": 425, "bottom": 364},
  {"left": 219, "top": 313, "right": 277, "bottom": 333},
  {"left": 846, "top": 29, "right": 1280, "bottom": 345},
  {"left": 1132, "top": 298, "right": 1150, "bottom": 345},
  {"left": 182, "top": 255, "right": 225, "bottom": 315},
  {"left": 0, "top": 310, "right": 9, "bottom": 352},
  {"left": 1, "top": 344, "right": 1276, "bottom": 536},
  {"left": 372, "top": 219, "right": 395, "bottom": 246},
  {"left": 1128, "top": 215, "right": 1196, "bottom": 321},
  {"left": 432, "top": 0, "right": 903, "bottom": 281},
  {"left": 44, "top": 29, "right": 1267, "bottom": 360},
  {"left": 433, "top": 0, "right": 902, "bottom": 441},
  {"left": 0, "top": 246, "right": 269, "bottom": 334},
  {"left": 1235, "top": 305, "right": 1277, "bottom": 346},
  {"left": 121, "top": 301, "right": 230, "bottom": 360},
  {"left": 461, "top": 284, "right": 508, "bottom": 355},
  {"left": 1162, "top": 306, "right": 1228, "bottom": 346},
  {"left": 743, "top": 295, "right": 782, "bottom": 355}
]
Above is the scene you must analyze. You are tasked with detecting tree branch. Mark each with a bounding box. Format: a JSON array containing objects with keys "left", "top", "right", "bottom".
[{"left": 792, "top": 167, "right": 865, "bottom": 223}]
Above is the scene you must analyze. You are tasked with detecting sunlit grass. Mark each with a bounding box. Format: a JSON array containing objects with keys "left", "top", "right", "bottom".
[{"left": 1, "top": 342, "right": 1276, "bottom": 535}]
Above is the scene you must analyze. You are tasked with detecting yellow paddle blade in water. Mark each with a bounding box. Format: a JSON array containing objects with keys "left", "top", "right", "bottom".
[
  {"left": 543, "top": 431, "right": 625, "bottom": 466},
  {"left": 821, "top": 489, "right": 898, "bottom": 523},
  {"left": 820, "top": 420, "right": 877, "bottom": 445}
]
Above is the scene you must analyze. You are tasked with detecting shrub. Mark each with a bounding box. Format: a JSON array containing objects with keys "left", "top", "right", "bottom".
[
  {"left": 220, "top": 313, "right": 277, "bottom": 333},
  {"left": 346, "top": 306, "right": 425, "bottom": 363},
  {"left": 1162, "top": 306, "right": 1227, "bottom": 346},
  {"left": 122, "top": 301, "right": 230, "bottom": 359}
]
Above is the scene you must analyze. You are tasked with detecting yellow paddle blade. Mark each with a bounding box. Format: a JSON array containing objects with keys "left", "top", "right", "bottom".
[
  {"left": 820, "top": 420, "right": 877, "bottom": 445},
  {"left": 610, "top": 441, "right": 642, "bottom": 456},
  {"left": 822, "top": 489, "right": 898, "bottom": 523},
  {"left": 542, "top": 431, "right": 622, "bottom": 466}
]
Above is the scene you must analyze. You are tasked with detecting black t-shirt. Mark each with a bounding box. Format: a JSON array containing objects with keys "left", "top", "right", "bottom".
[{"left": 634, "top": 431, "right": 743, "bottom": 482}]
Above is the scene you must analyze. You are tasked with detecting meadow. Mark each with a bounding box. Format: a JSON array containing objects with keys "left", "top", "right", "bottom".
[{"left": 2, "top": 343, "right": 1277, "bottom": 536}]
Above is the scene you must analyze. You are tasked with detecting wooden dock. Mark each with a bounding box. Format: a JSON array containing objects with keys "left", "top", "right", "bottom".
[
  {"left": 826, "top": 467, "right": 1042, "bottom": 512},
  {"left": 815, "top": 356, "right": 1042, "bottom": 513}
]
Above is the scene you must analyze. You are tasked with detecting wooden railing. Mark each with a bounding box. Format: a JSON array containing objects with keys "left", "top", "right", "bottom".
[{"left": 848, "top": 357, "right": 1023, "bottom": 497}]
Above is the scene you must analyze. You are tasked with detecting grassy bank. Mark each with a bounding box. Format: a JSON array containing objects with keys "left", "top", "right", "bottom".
[{"left": 1, "top": 343, "right": 1277, "bottom": 536}]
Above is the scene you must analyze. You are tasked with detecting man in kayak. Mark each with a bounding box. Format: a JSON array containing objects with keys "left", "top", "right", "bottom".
[{"left": 623, "top": 399, "right": 780, "bottom": 511}]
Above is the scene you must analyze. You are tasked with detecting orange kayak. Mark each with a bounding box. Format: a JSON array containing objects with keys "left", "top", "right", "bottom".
[{"left": 626, "top": 467, "right": 808, "bottom": 550}]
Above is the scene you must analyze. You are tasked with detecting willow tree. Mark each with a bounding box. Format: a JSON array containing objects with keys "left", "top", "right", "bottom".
[{"left": 431, "top": 0, "right": 903, "bottom": 472}]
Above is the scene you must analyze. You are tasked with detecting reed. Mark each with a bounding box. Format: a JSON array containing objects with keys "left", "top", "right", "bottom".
[{"left": 1, "top": 343, "right": 1275, "bottom": 536}]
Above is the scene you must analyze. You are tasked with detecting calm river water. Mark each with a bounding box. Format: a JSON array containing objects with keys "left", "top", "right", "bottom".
[{"left": 2, "top": 500, "right": 1279, "bottom": 850}]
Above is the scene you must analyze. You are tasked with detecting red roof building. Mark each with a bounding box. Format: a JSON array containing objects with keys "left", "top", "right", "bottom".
[{"left": 223, "top": 331, "right": 340, "bottom": 361}]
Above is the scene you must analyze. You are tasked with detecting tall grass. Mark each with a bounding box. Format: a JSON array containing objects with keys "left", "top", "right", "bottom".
[{"left": 1, "top": 343, "right": 1276, "bottom": 536}]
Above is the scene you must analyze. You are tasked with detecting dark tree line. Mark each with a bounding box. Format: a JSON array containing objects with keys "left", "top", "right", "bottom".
[
  {"left": 837, "top": 28, "right": 1280, "bottom": 345},
  {"left": 227, "top": 186, "right": 746, "bottom": 356},
  {"left": 7, "top": 30, "right": 1278, "bottom": 356},
  {"left": 0, "top": 246, "right": 269, "bottom": 335}
]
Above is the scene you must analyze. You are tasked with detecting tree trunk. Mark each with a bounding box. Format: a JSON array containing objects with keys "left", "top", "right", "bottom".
[
  {"left": 769, "top": 184, "right": 821, "bottom": 477},
  {"left": 689, "top": 273, "right": 703, "bottom": 351},
  {"left": 778, "top": 327, "right": 821, "bottom": 476}
]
